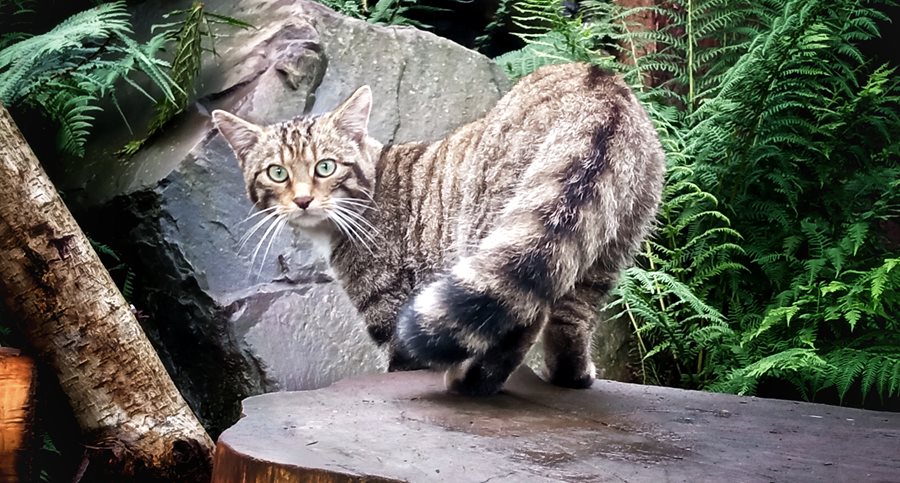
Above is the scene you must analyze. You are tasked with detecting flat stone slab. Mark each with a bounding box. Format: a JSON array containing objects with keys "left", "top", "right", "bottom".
[{"left": 212, "top": 368, "right": 900, "bottom": 482}]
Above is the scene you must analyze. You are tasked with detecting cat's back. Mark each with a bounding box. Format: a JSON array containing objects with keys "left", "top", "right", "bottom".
[
  {"left": 501, "top": 62, "right": 632, "bottom": 104},
  {"left": 440, "top": 63, "right": 663, "bottom": 246},
  {"left": 464, "top": 63, "right": 661, "bottom": 183},
  {"left": 383, "top": 62, "right": 664, "bottom": 272},
  {"left": 481, "top": 63, "right": 641, "bottom": 130}
]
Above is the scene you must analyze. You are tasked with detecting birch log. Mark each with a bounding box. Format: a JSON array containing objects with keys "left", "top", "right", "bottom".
[{"left": 0, "top": 105, "right": 214, "bottom": 480}]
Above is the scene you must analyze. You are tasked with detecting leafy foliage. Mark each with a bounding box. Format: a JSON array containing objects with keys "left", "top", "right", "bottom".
[
  {"left": 494, "top": 0, "right": 617, "bottom": 77},
  {"left": 474, "top": 0, "right": 516, "bottom": 51},
  {"left": 90, "top": 238, "right": 136, "bottom": 300},
  {"left": 0, "top": 0, "right": 35, "bottom": 48},
  {"left": 0, "top": 1, "right": 179, "bottom": 156},
  {"left": 499, "top": 0, "right": 900, "bottom": 406},
  {"left": 674, "top": 0, "right": 900, "bottom": 404},
  {"left": 120, "top": 2, "right": 252, "bottom": 156},
  {"left": 318, "top": 0, "right": 447, "bottom": 29},
  {"left": 0, "top": 1, "right": 250, "bottom": 158}
]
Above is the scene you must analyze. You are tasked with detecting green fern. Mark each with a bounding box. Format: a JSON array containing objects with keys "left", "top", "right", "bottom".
[
  {"left": 495, "top": 31, "right": 592, "bottom": 79},
  {"left": 89, "top": 238, "right": 137, "bottom": 301},
  {"left": 493, "top": 0, "right": 619, "bottom": 80},
  {"left": 120, "top": 2, "right": 253, "bottom": 157},
  {"left": 317, "top": 0, "right": 445, "bottom": 29},
  {"left": 0, "top": 1, "right": 178, "bottom": 156},
  {"left": 0, "top": 0, "right": 35, "bottom": 48},
  {"left": 475, "top": 0, "right": 516, "bottom": 51},
  {"left": 675, "top": 0, "right": 897, "bottom": 402},
  {"left": 367, "top": 0, "right": 435, "bottom": 28},
  {"left": 710, "top": 348, "right": 829, "bottom": 396},
  {"left": 497, "top": 0, "right": 900, "bottom": 406},
  {"left": 318, "top": 0, "right": 366, "bottom": 18}
]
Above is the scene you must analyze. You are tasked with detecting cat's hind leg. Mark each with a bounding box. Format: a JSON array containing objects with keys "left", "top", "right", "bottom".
[
  {"left": 542, "top": 274, "right": 615, "bottom": 388},
  {"left": 392, "top": 269, "right": 547, "bottom": 395},
  {"left": 395, "top": 111, "right": 626, "bottom": 394},
  {"left": 444, "top": 319, "right": 545, "bottom": 396}
]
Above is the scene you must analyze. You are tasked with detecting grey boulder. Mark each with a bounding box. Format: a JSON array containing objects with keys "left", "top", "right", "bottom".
[{"left": 56, "top": 0, "right": 631, "bottom": 435}]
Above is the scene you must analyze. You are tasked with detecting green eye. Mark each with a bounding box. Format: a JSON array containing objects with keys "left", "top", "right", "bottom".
[
  {"left": 315, "top": 159, "right": 337, "bottom": 178},
  {"left": 267, "top": 165, "right": 289, "bottom": 183}
]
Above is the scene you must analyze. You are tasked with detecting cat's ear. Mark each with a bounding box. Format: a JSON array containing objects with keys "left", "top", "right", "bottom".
[
  {"left": 211, "top": 110, "right": 264, "bottom": 160},
  {"left": 331, "top": 85, "right": 372, "bottom": 142}
]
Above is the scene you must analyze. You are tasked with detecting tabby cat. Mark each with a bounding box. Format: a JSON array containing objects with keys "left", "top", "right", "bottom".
[{"left": 212, "top": 63, "right": 665, "bottom": 396}]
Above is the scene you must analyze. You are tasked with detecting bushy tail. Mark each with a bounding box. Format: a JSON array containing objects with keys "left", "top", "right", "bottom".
[{"left": 395, "top": 111, "right": 661, "bottom": 367}]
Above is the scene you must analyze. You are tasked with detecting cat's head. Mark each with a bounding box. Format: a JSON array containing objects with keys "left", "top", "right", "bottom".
[{"left": 211, "top": 86, "right": 379, "bottom": 229}]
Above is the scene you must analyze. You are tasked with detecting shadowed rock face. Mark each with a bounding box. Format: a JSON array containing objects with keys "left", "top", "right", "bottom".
[{"left": 53, "top": 0, "right": 630, "bottom": 435}]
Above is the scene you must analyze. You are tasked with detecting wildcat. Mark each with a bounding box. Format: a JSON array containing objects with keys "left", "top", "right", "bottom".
[{"left": 212, "top": 63, "right": 665, "bottom": 396}]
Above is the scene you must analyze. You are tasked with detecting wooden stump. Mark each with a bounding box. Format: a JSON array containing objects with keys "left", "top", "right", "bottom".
[
  {"left": 0, "top": 348, "right": 36, "bottom": 483},
  {"left": 212, "top": 367, "right": 900, "bottom": 482}
]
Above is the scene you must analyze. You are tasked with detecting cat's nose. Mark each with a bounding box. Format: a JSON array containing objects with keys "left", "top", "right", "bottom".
[{"left": 294, "top": 196, "right": 314, "bottom": 210}]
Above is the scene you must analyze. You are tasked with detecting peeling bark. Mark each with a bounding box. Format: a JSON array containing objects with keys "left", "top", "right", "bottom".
[{"left": 0, "top": 105, "right": 213, "bottom": 481}]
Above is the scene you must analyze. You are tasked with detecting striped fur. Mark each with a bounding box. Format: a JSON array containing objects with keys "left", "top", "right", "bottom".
[{"left": 213, "top": 63, "right": 666, "bottom": 396}]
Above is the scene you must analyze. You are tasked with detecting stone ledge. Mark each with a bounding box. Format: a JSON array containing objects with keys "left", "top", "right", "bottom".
[{"left": 211, "top": 368, "right": 900, "bottom": 482}]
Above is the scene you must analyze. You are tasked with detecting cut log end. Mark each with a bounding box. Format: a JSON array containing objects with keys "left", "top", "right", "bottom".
[
  {"left": 211, "top": 367, "right": 900, "bottom": 482},
  {"left": 214, "top": 441, "right": 398, "bottom": 483},
  {"left": 0, "top": 349, "right": 36, "bottom": 483}
]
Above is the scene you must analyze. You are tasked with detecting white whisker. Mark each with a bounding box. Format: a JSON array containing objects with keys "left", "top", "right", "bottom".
[
  {"left": 327, "top": 211, "right": 364, "bottom": 251},
  {"left": 336, "top": 206, "right": 381, "bottom": 235},
  {"left": 330, "top": 205, "right": 379, "bottom": 247},
  {"left": 337, "top": 216, "right": 373, "bottom": 251},
  {"left": 326, "top": 212, "right": 351, "bottom": 240},
  {"left": 236, "top": 205, "right": 279, "bottom": 227},
  {"left": 336, "top": 217, "right": 381, "bottom": 251},
  {"left": 331, "top": 198, "right": 378, "bottom": 210},
  {"left": 249, "top": 214, "right": 283, "bottom": 276},
  {"left": 238, "top": 211, "right": 281, "bottom": 252},
  {"left": 342, "top": 217, "right": 378, "bottom": 247},
  {"left": 359, "top": 189, "right": 377, "bottom": 204},
  {"left": 257, "top": 216, "right": 288, "bottom": 281},
  {"left": 329, "top": 209, "right": 375, "bottom": 255}
]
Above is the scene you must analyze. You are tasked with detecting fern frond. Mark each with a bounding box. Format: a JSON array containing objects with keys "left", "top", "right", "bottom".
[
  {"left": 0, "top": 1, "right": 183, "bottom": 156},
  {"left": 711, "top": 348, "right": 828, "bottom": 396}
]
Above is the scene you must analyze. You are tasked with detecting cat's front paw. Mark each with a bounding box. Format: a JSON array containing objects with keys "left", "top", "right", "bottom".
[{"left": 543, "top": 360, "right": 596, "bottom": 389}]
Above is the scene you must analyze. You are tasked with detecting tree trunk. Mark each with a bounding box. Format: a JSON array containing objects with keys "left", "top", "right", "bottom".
[
  {"left": 0, "top": 105, "right": 214, "bottom": 481},
  {"left": 0, "top": 348, "right": 35, "bottom": 482}
]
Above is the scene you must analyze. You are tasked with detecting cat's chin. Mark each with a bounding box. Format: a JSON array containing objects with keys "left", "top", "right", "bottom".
[{"left": 289, "top": 214, "right": 328, "bottom": 229}]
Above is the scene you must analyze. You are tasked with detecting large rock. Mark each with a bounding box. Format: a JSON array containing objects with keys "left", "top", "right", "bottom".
[
  {"left": 51, "top": 0, "right": 631, "bottom": 435},
  {"left": 55, "top": 0, "right": 511, "bottom": 435}
]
